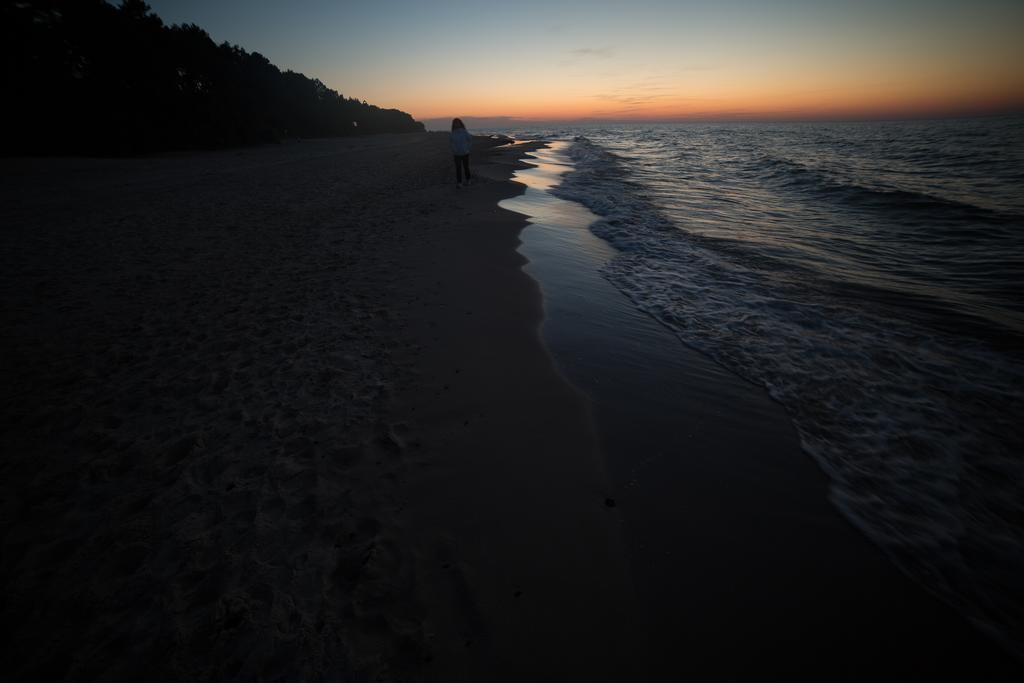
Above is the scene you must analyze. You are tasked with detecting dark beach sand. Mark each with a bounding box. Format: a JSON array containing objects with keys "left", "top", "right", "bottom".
[
  {"left": 1, "top": 134, "right": 487, "bottom": 680},
  {"left": 1, "top": 134, "right": 1020, "bottom": 681}
]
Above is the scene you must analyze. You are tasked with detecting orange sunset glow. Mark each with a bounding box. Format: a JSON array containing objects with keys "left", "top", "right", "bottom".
[
  {"left": 142, "top": 0, "right": 1024, "bottom": 122},
  {"left": 144, "top": 0, "right": 1024, "bottom": 122}
]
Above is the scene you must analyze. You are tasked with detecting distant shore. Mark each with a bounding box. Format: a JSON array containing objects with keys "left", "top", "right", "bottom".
[{"left": 1, "top": 133, "right": 1021, "bottom": 680}]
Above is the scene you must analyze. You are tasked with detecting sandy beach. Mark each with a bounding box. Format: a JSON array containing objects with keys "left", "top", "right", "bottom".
[
  {"left": 2, "top": 133, "right": 1021, "bottom": 681},
  {"left": 1, "top": 133, "right": 513, "bottom": 679}
]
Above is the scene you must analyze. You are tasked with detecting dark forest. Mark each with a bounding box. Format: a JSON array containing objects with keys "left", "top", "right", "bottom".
[{"left": 1, "top": 0, "right": 425, "bottom": 155}]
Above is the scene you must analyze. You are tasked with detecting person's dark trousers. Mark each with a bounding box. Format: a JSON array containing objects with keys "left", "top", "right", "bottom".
[{"left": 454, "top": 154, "right": 471, "bottom": 183}]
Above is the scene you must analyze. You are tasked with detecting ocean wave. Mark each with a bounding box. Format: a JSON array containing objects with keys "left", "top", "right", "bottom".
[
  {"left": 755, "top": 154, "right": 1019, "bottom": 223},
  {"left": 552, "top": 135, "right": 1024, "bottom": 658}
]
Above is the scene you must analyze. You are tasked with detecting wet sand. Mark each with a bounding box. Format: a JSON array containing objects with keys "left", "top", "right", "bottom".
[{"left": 384, "top": 144, "right": 642, "bottom": 681}]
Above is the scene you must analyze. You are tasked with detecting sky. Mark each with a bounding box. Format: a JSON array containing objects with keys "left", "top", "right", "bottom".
[{"left": 145, "top": 0, "right": 1024, "bottom": 122}]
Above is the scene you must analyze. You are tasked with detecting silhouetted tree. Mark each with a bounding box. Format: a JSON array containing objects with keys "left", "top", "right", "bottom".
[{"left": 1, "top": 0, "right": 424, "bottom": 155}]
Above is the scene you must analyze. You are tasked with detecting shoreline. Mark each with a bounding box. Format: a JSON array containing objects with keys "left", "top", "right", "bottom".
[{"left": 385, "top": 139, "right": 644, "bottom": 681}]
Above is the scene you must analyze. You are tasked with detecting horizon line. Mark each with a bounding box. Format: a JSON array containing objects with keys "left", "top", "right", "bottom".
[{"left": 418, "top": 109, "right": 1024, "bottom": 126}]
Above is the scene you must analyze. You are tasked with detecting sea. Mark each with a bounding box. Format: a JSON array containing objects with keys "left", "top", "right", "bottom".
[{"left": 484, "top": 117, "right": 1024, "bottom": 655}]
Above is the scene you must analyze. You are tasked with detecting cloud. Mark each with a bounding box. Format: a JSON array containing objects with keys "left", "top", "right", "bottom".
[
  {"left": 589, "top": 78, "right": 678, "bottom": 108},
  {"left": 570, "top": 46, "right": 615, "bottom": 59},
  {"left": 591, "top": 93, "right": 670, "bottom": 106}
]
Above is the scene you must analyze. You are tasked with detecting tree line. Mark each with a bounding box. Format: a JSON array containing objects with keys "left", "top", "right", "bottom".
[{"left": 1, "top": 0, "right": 425, "bottom": 155}]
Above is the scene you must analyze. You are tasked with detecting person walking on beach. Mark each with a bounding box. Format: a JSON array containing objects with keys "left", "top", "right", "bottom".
[{"left": 450, "top": 118, "right": 472, "bottom": 188}]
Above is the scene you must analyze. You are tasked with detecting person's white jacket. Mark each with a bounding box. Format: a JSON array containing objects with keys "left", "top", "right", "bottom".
[{"left": 450, "top": 128, "right": 472, "bottom": 156}]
